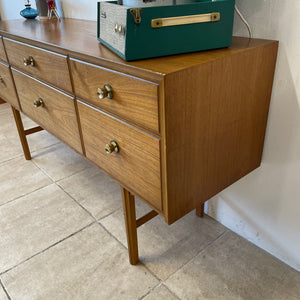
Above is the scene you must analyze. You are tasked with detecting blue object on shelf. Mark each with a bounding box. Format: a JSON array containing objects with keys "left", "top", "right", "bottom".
[{"left": 20, "top": 4, "right": 38, "bottom": 19}]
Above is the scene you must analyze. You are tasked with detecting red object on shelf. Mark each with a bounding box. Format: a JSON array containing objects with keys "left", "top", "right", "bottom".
[
  {"left": 47, "top": 0, "right": 56, "bottom": 10},
  {"left": 46, "top": 0, "right": 60, "bottom": 21}
]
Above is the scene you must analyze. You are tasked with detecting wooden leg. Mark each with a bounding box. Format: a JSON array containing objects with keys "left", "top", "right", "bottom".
[
  {"left": 121, "top": 187, "right": 139, "bottom": 265},
  {"left": 11, "top": 106, "right": 31, "bottom": 160},
  {"left": 196, "top": 203, "right": 205, "bottom": 218}
]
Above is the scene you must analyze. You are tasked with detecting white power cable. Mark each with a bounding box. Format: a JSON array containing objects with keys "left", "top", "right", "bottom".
[{"left": 235, "top": 4, "right": 252, "bottom": 39}]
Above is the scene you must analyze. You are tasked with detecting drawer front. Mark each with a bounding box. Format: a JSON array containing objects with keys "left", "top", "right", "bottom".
[
  {"left": 0, "top": 62, "right": 19, "bottom": 109},
  {"left": 4, "top": 38, "right": 72, "bottom": 93},
  {"left": 70, "top": 58, "right": 159, "bottom": 133},
  {"left": 12, "top": 69, "right": 82, "bottom": 154},
  {"left": 0, "top": 37, "right": 7, "bottom": 62},
  {"left": 78, "top": 101, "right": 162, "bottom": 211}
]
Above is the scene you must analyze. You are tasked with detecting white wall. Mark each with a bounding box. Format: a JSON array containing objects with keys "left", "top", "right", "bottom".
[
  {"left": 206, "top": 0, "right": 300, "bottom": 272},
  {"left": 0, "top": 0, "right": 37, "bottom": 20},
  {"left": 0, "top": 0, "right": 299, "bottom": 271}
]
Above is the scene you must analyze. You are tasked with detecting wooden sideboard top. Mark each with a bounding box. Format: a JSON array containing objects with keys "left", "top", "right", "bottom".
[{"left": 0, "top": 18, "right": 277, "bottom": 80}]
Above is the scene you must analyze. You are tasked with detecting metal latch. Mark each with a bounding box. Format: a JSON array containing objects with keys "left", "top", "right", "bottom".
[
  {"left": 151, "top": 12, "right": 220, "bottom": 28},
  {"left": 130, "top": 8, "right": 142, "bottom": 24}
]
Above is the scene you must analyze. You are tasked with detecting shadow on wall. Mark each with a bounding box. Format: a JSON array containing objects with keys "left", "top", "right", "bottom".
[{"left": 207, "top": 40, "right": 300, "bottom": 270}]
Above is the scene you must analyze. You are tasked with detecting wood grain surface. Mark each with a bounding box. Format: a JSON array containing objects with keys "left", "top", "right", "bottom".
[
  {"left": 70, "top": 58, "right": 159, "bottom": 133},
  {"left": 0, "top": 36, "right": 7, "bottom": 63},
  {"left": 0, "top": 61, "right": 20, "bottom": 109},
  {"left": 78, "top": 101, "right": 162, "bottom": 211},
  {"left": 121, "top": 188, "right": 139, "bottom": 265},
  {"left": 0, "top": 19, "right": 277, "bottom": 82},
  {"left": 164, "top": 42, "right": 278, "bottom": 224},
  {"left": 12, "top": 69, "right": 82, "bottom": 154},
  {"left": 0, "top": 19, "right": 279, "bottom": 229},
  {"left": 4, "top": 38, "right": 72, "bottom": 93}
]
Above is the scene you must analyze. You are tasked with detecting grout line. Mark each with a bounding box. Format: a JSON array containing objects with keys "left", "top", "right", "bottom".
[
  {"left": 162, "top": 229, "right": 230, "bottom": 282},
  {"left": 0, "top": 153, "right": 24, "bottom": 165},
  {"left": 55, "top": 182, "right": 98, "bottom": 222},
  {"left": 0, "top": 183, "right": 54, "bottom": 208},
  {"left": 96, "top": 209, "right": 120, "bottom": 222},
  {"left": 0, "top": 134, "right": 61, "bottom": 167},
  {"left": 54, "top": 169, "right": 122, "bottom": 223},
  {"left": 0, "top": 221, "right": 95, "bottom": 276},
  {"left": 138, "top": 282, "right": 162, "bottom": 300},
  {"left": 138, "top": 282, "right": 181, "bottom": 300},
  {"left": 96, "top": 220, "right": 163, "bottom": 284},
  {"left": 32, "top": 154, "right": 92, "bottom": 184},
  {"left": 163, "top": 284, "right": 182, "bottom": 300},
  {"left": 96, "top": 221, "right": 128, "bottom": 252},
  {"left": 0, "top": 278, "right": 12, "bottom": 300}
]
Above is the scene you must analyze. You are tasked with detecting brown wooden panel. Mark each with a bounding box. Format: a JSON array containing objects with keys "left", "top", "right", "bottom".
[
  {"left": 164, "top": 41, "right": 279, "bottom": 224},
  {"left": 4, "top": 38, "right": 72, "bottom": 93},
  {"left": 78, "top": 101, "right": 162, "bottom": 211},
  {"left": 70, "top": 58, "right": 159, "bottom": 133},
  {"left": 0, "top": 61, "right": 19, "bottom": 109},
  {"left": 0, "top": 36, "right": 7, "bottom": 63},
  {"left": 12, "top": 69, "right": 82, "bottom": 154}
]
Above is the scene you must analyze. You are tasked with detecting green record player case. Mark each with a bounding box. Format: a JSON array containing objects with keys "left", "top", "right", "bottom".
[{"left": 97, "top": 0, "right": 235, "bottom": 61}]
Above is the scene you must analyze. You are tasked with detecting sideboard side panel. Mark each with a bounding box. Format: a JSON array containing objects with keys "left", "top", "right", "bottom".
[{"left": 165, "top": 41, "right": 279, "bottom": 224}]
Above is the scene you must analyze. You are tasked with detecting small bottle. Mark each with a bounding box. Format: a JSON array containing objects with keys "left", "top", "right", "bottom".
[{"left": 20, "top": 0, "right": 38, "bottom": 19}]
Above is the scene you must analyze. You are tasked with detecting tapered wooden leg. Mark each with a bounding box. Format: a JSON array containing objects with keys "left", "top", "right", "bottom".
[
  {"left": 121, "top": 187, "right": 139, "bottom": 265},
  {"left": 196, "top": 203, "right": 205, "bottom": 218},
  {"left": 11, "top": 106, "right": 32, "bottom": 160}
]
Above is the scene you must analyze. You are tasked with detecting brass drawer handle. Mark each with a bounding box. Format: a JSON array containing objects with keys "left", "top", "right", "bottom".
[
  {"left": 33, "top": 98, "right": 44, "bottom": 108},
  {"left": 23, "top": 56, "right": 35, "bottom": 66},
  {"left": 97, "top": 84, "right": 113, "bottom": 99},
  {"left": 105, "top": 140, "right": 119, "bottom": 154},
  {"left": 0, "top": 76, "right": 3, "bottom": 83}
]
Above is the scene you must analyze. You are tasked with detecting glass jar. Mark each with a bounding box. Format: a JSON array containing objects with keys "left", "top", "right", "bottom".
[{"left": 20, "top": 4, "right": 38, "bottom": 19}]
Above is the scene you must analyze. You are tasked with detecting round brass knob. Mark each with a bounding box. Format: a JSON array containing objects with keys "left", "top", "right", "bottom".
[
  {"left": 105, "top": 140, "right": 119, "bottom": 154},
  {"left": 97, "top": 84, "right": 113, "bottom": 100},
  {"left": 23, "top": 56, "right": 35, "bottom": 66},
  {"left": 33, "top": 98, "right": 44, "bottom": 108}
]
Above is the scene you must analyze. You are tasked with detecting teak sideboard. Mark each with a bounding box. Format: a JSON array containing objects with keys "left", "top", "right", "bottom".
[{"left": 0, "top": 19, "right": 278, "bottom": 265}]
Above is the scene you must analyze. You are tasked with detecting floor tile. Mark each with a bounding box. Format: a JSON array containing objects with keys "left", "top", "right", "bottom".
[
  {"left": 0, "top": 283, "right": 9, "bottom": 300},
  {"left": 100, "top": 199, "right": 226, "bottom": 280},
  {"left": 0, "top": 184, "right": 94, "bottom": 273},
  {"left": 0, "top": 106, "right": 60, "bottom": 154},
  {"left": 0, "top": 133, "right": 22, "bottom": 163},
  {"left": 0, "top": 102, "right": 11, "bottom": 114},
  {"left": 0, "top": 106, "right": 34, "bottom": 134},
  {"left": 2, "top": 224, "right": 159, "bottom": 300},
  {"left": 10, "top": 130, "right": 60, "bottom": 153},
  {"left": 143, "top": 284, "right": 179, "bottom": 300},
  {"left": 165, "top": 231, "right": 300, "bottom": 300},
  {"left": 57, "top": 166, "right": 122, "bottom": 220},
  {"left": 0, "top": 157, "right": 52, "bottom": 206},
  {"left": 32, "top": 143, "right": 92, "bottom": 181}
]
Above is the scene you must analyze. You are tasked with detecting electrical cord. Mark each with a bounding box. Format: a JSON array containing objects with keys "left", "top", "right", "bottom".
[{"left": 235, "top": 4, "right": 252, "bottom": 38}]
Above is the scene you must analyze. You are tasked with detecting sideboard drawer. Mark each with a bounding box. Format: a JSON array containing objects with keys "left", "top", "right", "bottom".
[
  {"left": 0, "top": 37, "right": 7, "bottom": 62},
  {"left": 0, "top": 62, "right": 19, "bottom": 109},
  {"left": 78, "top": 101, "right": 162, "bottom": 211},
  {"left": 4, "top": 38, "right": 72, "bottom": 93},
  {"left": 12, "top": 69, "right": 82, "bottom": 154},
  {"left": 70, "top": 58, "right": 159, "bottom": 133}
]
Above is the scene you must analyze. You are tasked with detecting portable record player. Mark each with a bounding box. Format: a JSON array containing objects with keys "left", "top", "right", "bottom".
[{"left": 97, "top": 0, "right": 235, "bottom": 61}]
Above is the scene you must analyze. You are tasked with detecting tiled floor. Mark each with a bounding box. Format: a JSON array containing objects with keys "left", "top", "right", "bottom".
[{"left": 0, "top": 102, "right": 300, "bottom": 300}]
